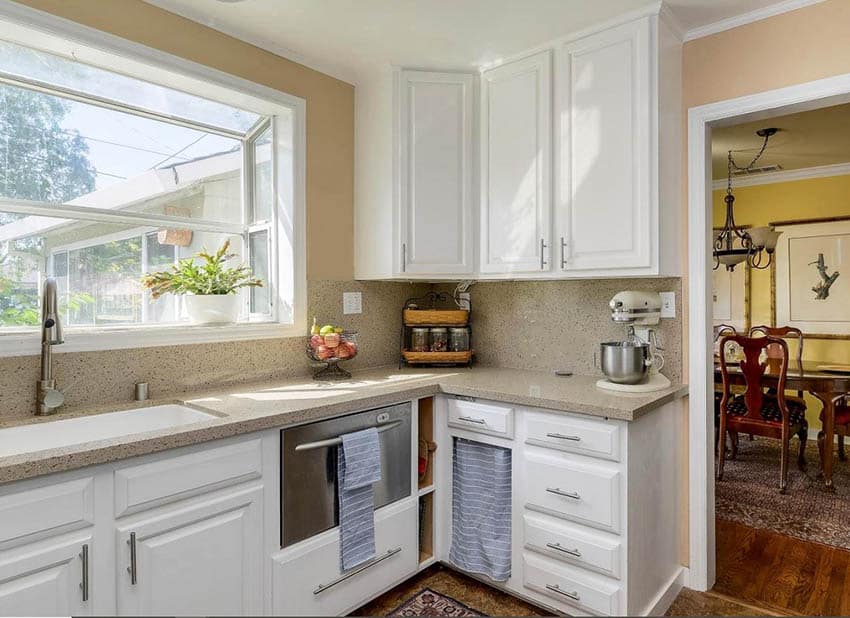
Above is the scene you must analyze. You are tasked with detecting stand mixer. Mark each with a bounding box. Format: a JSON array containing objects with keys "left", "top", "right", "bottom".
[{"left": 596, "top": 291, "right": 672, "bottom": 393}]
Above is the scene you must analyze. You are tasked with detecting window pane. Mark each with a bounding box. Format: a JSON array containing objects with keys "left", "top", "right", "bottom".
[
  {"left": 252, "top": 126, "right": 273, "bottom": 223},
  {"left": 249, "top": 230, "right": 270, "bottom": 314},
  {"left": 0, "top": 40, "right": 261, "bottom": 134},
  {"left": 0, "top": 211, "right": 254, "bottom": 329},
  {"left": 0, "top": 83, "right": 245, "bottom": 222}
]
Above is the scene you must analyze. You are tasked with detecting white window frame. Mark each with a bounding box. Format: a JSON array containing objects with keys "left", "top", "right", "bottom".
[{"left": 0, "top": 3, "right": 307, "bottom": 357}]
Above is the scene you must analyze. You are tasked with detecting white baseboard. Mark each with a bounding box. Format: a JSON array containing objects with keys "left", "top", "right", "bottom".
[{"left": 643, "top": 567, "right": 686, "bottom": 616}]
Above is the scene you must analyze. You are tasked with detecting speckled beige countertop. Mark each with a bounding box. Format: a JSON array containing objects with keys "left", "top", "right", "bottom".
[{"left": 0, "top": 366, "right": 686, "bottom": 485}]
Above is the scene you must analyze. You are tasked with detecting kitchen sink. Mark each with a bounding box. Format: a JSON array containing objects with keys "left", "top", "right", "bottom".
[{"left": 0, "top": 404, "right": 219, "bottom": 458}]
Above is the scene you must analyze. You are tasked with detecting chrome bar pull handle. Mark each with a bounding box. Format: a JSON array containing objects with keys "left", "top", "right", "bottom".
[
  {"left": 546, "top": 583, "right": 580, "bottom": 602},
  {"left": 401, "top": 243, "right": 407, "bottom": 273},
  {"left": 540, "top": 238, "right": 548, "bottom": 270},
  {"left": 560, "top": 237, "right": 568, "bottom": 269},
  {"left": 546, "top": 542, "right": 582, "bottom": 558},
  {"left": 546, "top": 432, "right": 581, "bottom": 442},
  {"left": 458, "top": 416, "right": 486, "bottom": 425},
  {"left": 546, "top": 487, "right": 581, "bottom": 500},
  {"left": 313, "top": 547, "right": 402, "bottom": 595},
  {"left": 79, "top": 543, "right": 89, "bottom": 602},
  {"left": 127, "top": 532, "right": 137, "bottom": 585}
]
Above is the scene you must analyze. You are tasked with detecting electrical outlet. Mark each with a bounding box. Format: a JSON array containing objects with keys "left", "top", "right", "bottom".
[
  {"left": 660, "top": 292, "right": 676, "bottom": 318},
  {"left": 343, "top": 292, "right": 362, "bottom": 315}
]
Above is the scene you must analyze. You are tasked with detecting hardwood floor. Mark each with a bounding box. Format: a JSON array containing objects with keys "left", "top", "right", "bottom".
[{"left": 711, "top": 519, "right": 850, "bottom": 616}]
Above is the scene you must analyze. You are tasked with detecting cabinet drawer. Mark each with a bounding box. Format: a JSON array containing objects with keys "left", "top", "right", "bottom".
[
  {"left": 113, "top": 438, "right": 262, "bottom": 516},
  {"left": 0, "top": 476, "right": 94, "bottom": 547},
  {"left": 524, "top": 453, "right": 621, "bottom": 533},
  {"left": 272, "top": 499, "right": 418, "bottom": 616},
  {"left": 525, "top": 411, "right": 621, "bottom": 461},
  {"left": 447, "top": 398, "right": 514, "bottom": 439},
  {"left": 523, "top": 511, "right": 622, "bottom": 579},
  {"left": 523, "top": 552, "right": 622, "bottom": 615}
]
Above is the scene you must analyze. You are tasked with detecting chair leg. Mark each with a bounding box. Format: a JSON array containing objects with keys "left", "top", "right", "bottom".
[
  {"left": 749, "top": 433, "right": 754, "bottom": 441},
  {"left": 717, "top": 411, "right": 727, "bottom": 481},
  {"left": 780, "top": 424, "right": 790, "bottom": 494},
  {"left": 839, "top": 428, "right": 846, "bottom": 462},
  {"left": 729, "top": 431, "right": 739, "bottom": 460},
  {"left": 797, "top": 426, "right": 808, "bottom": 471}
]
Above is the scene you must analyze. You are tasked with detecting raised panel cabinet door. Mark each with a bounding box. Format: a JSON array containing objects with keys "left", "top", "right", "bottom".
[
  {"left": 557, "top": 17, "right": 652, "bottom": 272},
  {"left": 480, "top": 51, "right": 553, "bottom": 274},
  {"left": 116, "top": 484, "right": 263, "bottom": 616},
  {"left": 0, "top": 530, "right": 94, "bottom": 616},
  {"left": 397, "top": 71, "right": 474, "bottom": 275}
]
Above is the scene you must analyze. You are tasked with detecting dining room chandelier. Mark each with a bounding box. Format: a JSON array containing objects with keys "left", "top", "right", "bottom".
[{"left": 713, "top": 127, "right": 782, "bottom": 272}]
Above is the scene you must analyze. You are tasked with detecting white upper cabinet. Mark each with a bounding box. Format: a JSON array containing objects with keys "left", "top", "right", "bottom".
[
  {"left": 396, "top": 71, "right": 474, "bottom": 276},
  {"left": 556, "top": 18, "right": 652, "bottom": 272},
  {"left": 479, "top": 51, "right": 552, "bottom": 274}
]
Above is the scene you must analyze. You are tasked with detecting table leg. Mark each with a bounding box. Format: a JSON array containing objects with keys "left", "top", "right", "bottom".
[{"left": 813, "top": 391, "right": 838, "bottom": 492}]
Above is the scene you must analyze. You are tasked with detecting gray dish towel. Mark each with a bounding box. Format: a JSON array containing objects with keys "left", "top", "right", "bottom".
[
  {"left": 449, "top": 437, "right": 512, "bottom": 581},
  {"left": 338, "top": 427, "right": 383, "bottom": 571}
]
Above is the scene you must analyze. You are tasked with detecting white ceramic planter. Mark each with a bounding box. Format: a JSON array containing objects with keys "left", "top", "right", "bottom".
[{"left": 184, "top": 294, "right": 241, "bottom": 325}]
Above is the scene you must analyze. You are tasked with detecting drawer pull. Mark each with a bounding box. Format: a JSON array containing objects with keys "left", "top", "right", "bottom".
[
  {"left": 79, "top": 543, "right": 89, "bottom": 602},
  {"left": 127, "top": 532, "right": 137, "bottom": 585},
  {"left": 313, "top": 547, "right": 402, "bottom": 595},
  {"left": 546, "top": 487, "right": 581, "bottom": 500},
  {"left": 546, "top": 542, "right": 582, "bottom": 558},
  {"left": 546, "top": 432, "right": 581, "bottom": 442},
  {"left": 458, "top": 416, "right": 486, "bottom": 425},
  {"left": 546, "top": 583, "right": 580, "bottom": 602}
]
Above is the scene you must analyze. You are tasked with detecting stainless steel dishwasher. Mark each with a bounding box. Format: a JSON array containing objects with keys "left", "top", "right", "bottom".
[{"left": 281, "top": 402, "right": 412, "bottom": 547}]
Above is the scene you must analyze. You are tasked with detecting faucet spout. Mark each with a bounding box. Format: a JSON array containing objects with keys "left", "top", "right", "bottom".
[{"left": 37, "top": 278, "right": 64, "bottom": 415}]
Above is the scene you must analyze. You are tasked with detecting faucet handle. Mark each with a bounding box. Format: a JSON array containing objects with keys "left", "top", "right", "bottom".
[{"left": 41, "top": 387, "right": 65, "bottom": 409}]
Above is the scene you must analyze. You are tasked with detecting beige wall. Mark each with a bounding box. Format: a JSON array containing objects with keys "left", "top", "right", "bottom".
[{"left": 13, "top": 0, "right": 355, "bottom": 281}]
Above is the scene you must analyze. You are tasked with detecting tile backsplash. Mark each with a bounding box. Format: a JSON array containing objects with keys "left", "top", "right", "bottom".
[{"left": 0, "top": 277, "right": 682, "bottom": 422}]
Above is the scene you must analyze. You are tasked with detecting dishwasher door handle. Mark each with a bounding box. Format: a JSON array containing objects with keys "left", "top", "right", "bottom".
[
  {"left": 313, "top": 547, "right": 402, "bottom": 594},
  {"left": 294, "top": 420, "right": 403, "bottom": 452}
]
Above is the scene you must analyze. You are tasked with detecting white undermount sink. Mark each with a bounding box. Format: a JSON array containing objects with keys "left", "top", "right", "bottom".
[{"left": 0, "top": 404, "right": 218, "bottom": 458}]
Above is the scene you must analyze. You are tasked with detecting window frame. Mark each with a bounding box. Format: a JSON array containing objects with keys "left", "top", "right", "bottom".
[{"left": 0, "top": 4, "right": 307, "bottom": 357}]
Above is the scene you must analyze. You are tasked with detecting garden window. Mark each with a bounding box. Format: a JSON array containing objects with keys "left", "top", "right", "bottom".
[{"left": 0, "top": 27, "right": 303, "bottom": 353}]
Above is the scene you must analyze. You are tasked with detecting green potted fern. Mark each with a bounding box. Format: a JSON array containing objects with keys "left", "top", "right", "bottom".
[{"left": 141, "top": 240, "right": 263, "bottom": 325}]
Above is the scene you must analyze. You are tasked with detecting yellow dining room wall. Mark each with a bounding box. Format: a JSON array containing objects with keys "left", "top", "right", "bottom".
[{"left": 713, "top": 173, "right": 850, "bottom": 427}]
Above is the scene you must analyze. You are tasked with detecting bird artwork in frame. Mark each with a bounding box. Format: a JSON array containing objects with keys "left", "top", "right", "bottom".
[{"left": 774, "top": 218, "right": 850, "bottom": 337}]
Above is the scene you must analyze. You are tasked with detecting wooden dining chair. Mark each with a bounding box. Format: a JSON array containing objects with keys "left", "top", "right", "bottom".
[
  {"left": 717, "top": 334, "right": 808, "bottom": 493},
  {"left": 822, "top": 398, "right": 850, "bottom": 462},
  {"left": 713, "top": 325, "right": 738, "bottom": 456}
]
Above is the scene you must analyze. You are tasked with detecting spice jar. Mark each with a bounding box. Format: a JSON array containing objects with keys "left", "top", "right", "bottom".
[
  {"left": 429, "top": 327, "right": 448, "bottom": 352},
  {"left": 411, "top": 328, "right": 429, "bottom": 352},
  {"left": 449, "top": 327, "right": 469, "bottom": 352}
]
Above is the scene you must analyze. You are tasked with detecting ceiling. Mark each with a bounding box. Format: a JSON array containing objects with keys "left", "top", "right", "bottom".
[
  {"left": 144, "top": 0, "right": 792, "bottom": 84},
  {"left": 711, "top": 103, "right": 850, "bottom": 179}
]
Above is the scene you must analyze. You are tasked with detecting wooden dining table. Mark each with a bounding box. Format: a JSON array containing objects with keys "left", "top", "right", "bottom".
[{"left": 714, "top": 359, "right": 850, "bottom": 491}]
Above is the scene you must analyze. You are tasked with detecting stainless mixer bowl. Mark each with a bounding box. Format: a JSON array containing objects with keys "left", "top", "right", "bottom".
[{"left": 600, "top": 341, "right": 650, "bottom": 384}]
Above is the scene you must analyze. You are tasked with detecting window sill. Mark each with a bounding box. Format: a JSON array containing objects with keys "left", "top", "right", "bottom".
[{"left": 0, "top": 322, "right": 304, "bottom": 358}]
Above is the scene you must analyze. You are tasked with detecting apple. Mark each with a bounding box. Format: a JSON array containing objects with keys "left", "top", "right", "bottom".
[
  {"left": 309, "top": 334, "right": 323, "bottom": 349},
  {"left": 323, "top": 333, "right": 341, "bottom": 348},
  {"left": 320, "top": 325, "right": 336, "bottom": 335},
  {"left": 336, "top": 343, "right": 353, "bottom": 359},
  {"left": 316, "top": 345, "right": 334, "bottom": 360}
]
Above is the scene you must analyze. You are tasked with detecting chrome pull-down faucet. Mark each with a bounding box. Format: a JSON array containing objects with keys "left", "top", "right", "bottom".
[{"left": 36, "top": 278, "right": 65, "bottom": 416}]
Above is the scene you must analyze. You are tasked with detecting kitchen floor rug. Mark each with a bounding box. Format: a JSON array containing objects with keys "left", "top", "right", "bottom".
[
  {"left": 387, "top": 588, "right": 483, "bottom": 617},
  {"left": 715, "top": 435, "right": 850, "bottom": 549}
]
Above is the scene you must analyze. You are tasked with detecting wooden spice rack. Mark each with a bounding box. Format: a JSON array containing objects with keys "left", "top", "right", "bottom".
[{"left": 400, "top": 293, "right": 474, "bottom": 367}]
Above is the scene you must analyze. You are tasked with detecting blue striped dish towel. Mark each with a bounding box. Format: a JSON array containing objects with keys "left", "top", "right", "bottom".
[
  {"left": 337, "top": 427, "right": 383, "bottom": 571},
  {"left": 449, "top": 437, "right": 512, "bottom": 581}
]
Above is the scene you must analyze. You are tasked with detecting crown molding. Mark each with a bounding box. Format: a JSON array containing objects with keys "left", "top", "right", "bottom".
[
  {"left": 683, "top": 0, "right": 827, "bottom": 42},
  {"left": 711, "top": 161, "right": 850, "bottom": 190}
]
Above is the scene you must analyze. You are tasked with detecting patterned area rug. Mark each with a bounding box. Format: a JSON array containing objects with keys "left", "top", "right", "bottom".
[
  {"left": 716, "top": 435, "right": 850, "bottom": 549},
  {"left": 388, "top": 588, "right": 485, "bottom": 617}
]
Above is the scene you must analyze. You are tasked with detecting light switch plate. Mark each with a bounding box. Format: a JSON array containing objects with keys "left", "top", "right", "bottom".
[
  {"left": 660, "top": 292, "right": 676, "bottom": 318},
  {"left": 343, "top": 292, "right": 362, "bottom": 315}
]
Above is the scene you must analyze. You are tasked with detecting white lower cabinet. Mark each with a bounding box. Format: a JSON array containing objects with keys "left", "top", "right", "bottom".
[
  {"left": 435, "top": 394, "right": 684, "bottom": 616},
  {"left": 271, "top": 498, "right": 418, "bottom": 617},
  {"left": 0, "top": 529, "right": 94, "bottom": 616},
  {"left": 116, "top": 484, "right": 263, "bottom": 616}
]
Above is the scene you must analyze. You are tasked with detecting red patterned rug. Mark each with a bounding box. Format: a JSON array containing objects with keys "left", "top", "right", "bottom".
[{"left": 388, "top": 588, "right": 485, "bottom": 616}]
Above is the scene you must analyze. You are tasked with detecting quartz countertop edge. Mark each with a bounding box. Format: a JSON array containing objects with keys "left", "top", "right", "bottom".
[{"left": 0, "top": 366, "right": 687, "bottom": 485}]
